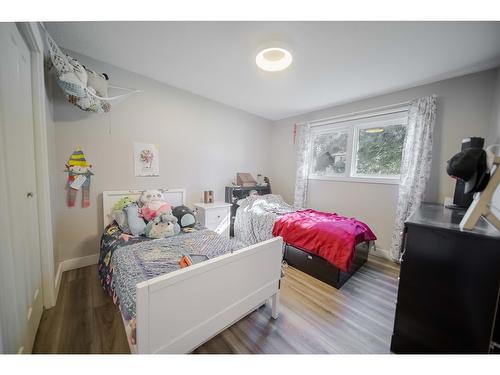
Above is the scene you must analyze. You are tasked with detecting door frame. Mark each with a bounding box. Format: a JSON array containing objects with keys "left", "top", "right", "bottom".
[{"left": 16, "top": 22, "right": 57, "bottom": 309}]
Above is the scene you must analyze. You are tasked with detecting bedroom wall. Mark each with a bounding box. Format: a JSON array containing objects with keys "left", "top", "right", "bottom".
[
  {"left": 51, "top": 51, "right": 272, "bottom": 264},
  {"left": 269, "top": 69, "right": 499, "bottom": 257}
]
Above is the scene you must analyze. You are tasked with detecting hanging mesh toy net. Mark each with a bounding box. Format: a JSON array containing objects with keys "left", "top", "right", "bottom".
[{"left": 46, "top": 31, "right": 139, "bottom": 113}]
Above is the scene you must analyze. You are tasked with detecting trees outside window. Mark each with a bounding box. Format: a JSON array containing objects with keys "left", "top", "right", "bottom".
[{"left": 354, "top": 124, "right": 406, "bottom": 177}]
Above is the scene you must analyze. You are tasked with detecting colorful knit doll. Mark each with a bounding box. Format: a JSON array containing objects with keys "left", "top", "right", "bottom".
[{"left": 66, "top": 147, "right": 94, "bottom": 208}]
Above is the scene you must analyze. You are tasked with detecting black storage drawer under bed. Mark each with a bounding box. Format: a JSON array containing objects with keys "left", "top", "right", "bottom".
[{"left": 283, "top": 242, "right": 370, "bottom": 289}]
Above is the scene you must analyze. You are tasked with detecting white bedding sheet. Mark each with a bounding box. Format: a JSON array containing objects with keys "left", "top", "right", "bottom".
[{"left": 233, "top": 194, "right": 295, "bottom": 246}]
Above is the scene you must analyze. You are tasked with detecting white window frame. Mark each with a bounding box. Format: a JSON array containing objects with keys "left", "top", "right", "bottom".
[
  {"left": 309, "top": 125, "right": 352, "bottom": 178},
  {"left": 308, "top": 110, "right": 408, "bottom": 185}
]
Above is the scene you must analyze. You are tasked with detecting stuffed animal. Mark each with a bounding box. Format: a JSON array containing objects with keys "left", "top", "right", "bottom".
[
  {"left": 112, "top": 209, "right": 130, "bottom": 233},
  {"left": 114, "top": 196, "right": 136, "bottom": 211},
  {"left": 66, "top": 147, "right": 93, "bottom": 208},
  {"left": 111, "top": 197, "right": 136, "bottom": 234},
  {"left": 84, "top": 68, "right": 111, "bottom": 112},
  {"left": 47, "top": 33, "right": 110, "bottom": 113},
  {"left": 139, "top": 189, "right": 171, "bottom": 221},
  {"left": 158, "top": 210, "right": 181, "bottom": 235},
  {"left": 125, "top": 203, "right": 146, "bottom": 236},
  {"left": 145, "top": 216, "right": 175, "bottom": 239},
  {"left": 172, "top": 205, "right": 196, "bottom": 228}
]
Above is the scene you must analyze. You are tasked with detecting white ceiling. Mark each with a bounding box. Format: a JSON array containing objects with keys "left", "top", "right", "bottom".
[{"left": 45, "top": 21, "right": 500, "bottom": 121}]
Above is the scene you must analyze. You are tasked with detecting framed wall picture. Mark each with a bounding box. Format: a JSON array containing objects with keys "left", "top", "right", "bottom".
[{"left": 134, "top": 142, "right": 159, "bottom": 177}]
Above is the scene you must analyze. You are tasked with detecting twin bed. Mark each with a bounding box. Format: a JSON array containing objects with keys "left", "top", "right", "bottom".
[
  {"left": 98, "top": 189, "right": 375, "bottom": 354},
  {"left": 233, "top": 194, "right": 376, "bottom": 288},
  {"left": 99, "top": 189, "right": 282, "bottom": 354}
]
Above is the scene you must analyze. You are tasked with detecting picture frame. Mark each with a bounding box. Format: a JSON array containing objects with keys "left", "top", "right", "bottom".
[{"left": 134, "top": 142, "right": 159, "bottom": 177}]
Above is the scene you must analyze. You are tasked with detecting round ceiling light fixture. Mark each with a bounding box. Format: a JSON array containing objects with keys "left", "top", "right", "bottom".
[
  {"left": 255, "top": 47, "right": 293, "bottom": 72},
  {"left": 364, "top": 128, "right": 385, "bottom": 134}
]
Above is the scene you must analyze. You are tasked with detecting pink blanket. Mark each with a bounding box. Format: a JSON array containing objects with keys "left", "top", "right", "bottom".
[{"left": 272, "top": 209, "right": 376, "bottom": 272}]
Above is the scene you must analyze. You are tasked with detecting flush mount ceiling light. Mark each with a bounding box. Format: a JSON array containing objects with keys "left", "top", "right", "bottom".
[
  {"left": 255, "top": 47, "right": 293, "bottom": 72},
  {"left": 364, "top": 128, "right": 385, "bottom": 134}
]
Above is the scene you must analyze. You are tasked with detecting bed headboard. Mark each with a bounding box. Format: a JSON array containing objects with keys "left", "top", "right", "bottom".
[{"left": 102, "top": 189, "right": 186, "bottom": 228}]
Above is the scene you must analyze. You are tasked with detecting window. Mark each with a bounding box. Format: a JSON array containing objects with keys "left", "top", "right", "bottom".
[
  {"left": 308, "top": 111, "right": 408, "bottom": 183},
  {"left": 310, "top": 129, "right": 348, "bottom": 176}
]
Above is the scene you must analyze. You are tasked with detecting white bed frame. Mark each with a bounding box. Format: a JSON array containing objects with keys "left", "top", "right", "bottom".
[{"left": 103, "top": 189, "right": 282, "bottom": 354}]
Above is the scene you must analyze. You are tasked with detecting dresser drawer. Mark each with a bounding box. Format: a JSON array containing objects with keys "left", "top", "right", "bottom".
[
  {"left": 206, "top": 207, "right": 229, "bottom": 226},
  {"left": 194, "top": 203, "right": 231, "bottom": 238}
]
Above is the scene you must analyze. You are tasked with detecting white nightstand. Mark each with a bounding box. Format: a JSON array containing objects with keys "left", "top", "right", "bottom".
[{"left": 194, "top": 202, "right": 232, "bottom": 238}]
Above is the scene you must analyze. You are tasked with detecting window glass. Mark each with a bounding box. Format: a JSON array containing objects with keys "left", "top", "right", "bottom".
[
  {"left": 354, "top": 124, "right": 406, "bottom": 176},
  {"left": 310, "top": 130, "right": 348, "bottom": 175}
]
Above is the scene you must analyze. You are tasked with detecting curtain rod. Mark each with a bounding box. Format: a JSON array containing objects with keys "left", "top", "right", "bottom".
[{"left": 296, "top": 99, "right": 412, "bottom": 128}]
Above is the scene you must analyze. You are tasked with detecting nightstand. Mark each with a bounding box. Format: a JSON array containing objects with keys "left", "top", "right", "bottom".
[{"left": 194, "top": 202, "right": 232, "bottom": 238}]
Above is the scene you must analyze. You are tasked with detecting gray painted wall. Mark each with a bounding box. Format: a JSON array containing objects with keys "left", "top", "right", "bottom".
[
  {"left": 269, "top": 69, "right": 499, "bottom": 254},
  {"left": 48, "top": 54, "right": 499, "bottom": 265},
  {"left": 51, "top": 51, "right": 272, "bottom": 263}
]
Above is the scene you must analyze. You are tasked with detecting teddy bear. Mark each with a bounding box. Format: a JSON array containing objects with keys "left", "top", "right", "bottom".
[{"left": 139, "top": 189, "right": 172, "bottom": 221}]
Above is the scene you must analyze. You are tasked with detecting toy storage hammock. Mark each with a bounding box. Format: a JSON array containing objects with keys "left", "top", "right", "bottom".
[{"left": 45, "top": 29, "right": 139, "bottom": 113}]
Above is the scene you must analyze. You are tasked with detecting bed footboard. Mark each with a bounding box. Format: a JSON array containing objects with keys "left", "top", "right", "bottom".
[{"left": 135, "top": 236, "right": 283, "bottom": 354}]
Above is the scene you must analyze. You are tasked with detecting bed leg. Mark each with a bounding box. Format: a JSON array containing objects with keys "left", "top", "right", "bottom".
[{"left": 271, "top": 292, "right": 279, "bottom": 319}]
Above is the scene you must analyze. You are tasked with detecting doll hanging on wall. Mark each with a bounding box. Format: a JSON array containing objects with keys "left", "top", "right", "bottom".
[{"left": 66, "top": 147, "right": 93, "bottom": 208}]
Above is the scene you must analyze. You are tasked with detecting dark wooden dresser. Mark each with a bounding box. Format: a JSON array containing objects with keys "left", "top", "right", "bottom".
[{"left": 391, "top": 203, "right": 500, "bottom": 353}]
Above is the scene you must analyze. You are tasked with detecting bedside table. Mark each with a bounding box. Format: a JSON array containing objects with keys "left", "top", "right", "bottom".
[{"left": 194, "top": 202, "right": 232, "bottom": 238}]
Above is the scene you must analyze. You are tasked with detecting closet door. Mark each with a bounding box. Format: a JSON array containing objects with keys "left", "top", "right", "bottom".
[{"left": 0, "top": 23, "right": 43, "bottom": 354}]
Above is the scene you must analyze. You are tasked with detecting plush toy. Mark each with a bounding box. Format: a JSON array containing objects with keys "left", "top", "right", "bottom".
[
  {"left": 139, "top": 189, "right": 171, "bottom": 221},
  {"left": 114, "top": 196, "right": 136, "bottom": 211},
  {"left": 47, "top": 33, "right": 110, "bottom": 113},
  {"left": 66, "top": 147, "right": 93, "bottom": 208},
  {"left": 145, "top": 216, "right": 175, "bottom": 239},
  {"left": 125, "top": 203, "right": 146, "bottom": 236},
  {"left": 111, "top": 197, "right": 136, "bottom": 234},
  {"left": 158, "top": 210, "right": 181, "bottom": 235},
  {"left": 172, "top": 205, "right": 196, "bottom": 228},
  {"left": 112, "top": 209, "right": 130, "bottom": 233},
  {"left": 83, "top": 68, "right": 111, "bottom": 112}
]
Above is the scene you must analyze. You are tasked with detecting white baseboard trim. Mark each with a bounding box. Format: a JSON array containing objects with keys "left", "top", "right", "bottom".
[
  {"left": 54, "top": 262, "right": 63, "bottom": 297},
  {"left": 369, "top": 246, "right": 391, "bottom": 260},
  {"left": 54, "top": 253, "right": 99, "bottom": 299}
]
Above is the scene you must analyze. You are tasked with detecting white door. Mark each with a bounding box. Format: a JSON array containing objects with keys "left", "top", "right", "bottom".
[{"left": 0, "top": 23, "right": 44, "bottom": 354}]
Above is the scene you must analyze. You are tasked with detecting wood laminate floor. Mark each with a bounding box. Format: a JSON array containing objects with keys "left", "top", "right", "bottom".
[{"left": 33, "top": 256, "right": 399, "bottom": 354}]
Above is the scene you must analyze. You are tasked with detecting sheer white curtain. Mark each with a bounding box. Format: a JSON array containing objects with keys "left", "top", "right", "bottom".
[
  {"left": 390, "top": 95, "right": 437, "bottom": 261},
  {"left": 293, "top": 123, "right": 312, "bottom": 208}
]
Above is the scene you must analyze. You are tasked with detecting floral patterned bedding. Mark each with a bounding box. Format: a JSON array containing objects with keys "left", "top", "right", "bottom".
[
  {"left": 99, "top": 224, "right": 151, "bottom": 301},
  {"left": 98, "top": 223, "right": 241, "bottom": 347}
]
